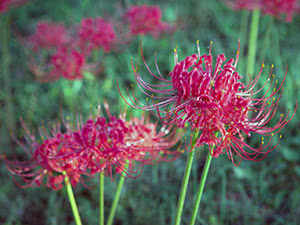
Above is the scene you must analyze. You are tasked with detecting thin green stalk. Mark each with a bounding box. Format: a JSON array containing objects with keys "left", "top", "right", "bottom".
[
  {"left": 100, "top": 172, "right": 105, "bottom": 225},
  {"left": 238, "top": 10, "right": 250, "bottom": 75},
  {"left": 64, "top": 174, "right": 83, "bottom": 225},
  {"left": 246, "top": 9, "right": 260, "bottom": 79},
  {"left": 220, "top": 170, "right": 227, "bottom": 223},
  {"left": 189, "top": 150, "right": 213, "bottom": 225},
  {"left": 261, "top": 16, "right": 274, "bottom": 62},
  {"left": 174, "top": 131, "right": 199, "bottom": 225},
  {"left": 1, "top": 14, "right": 15, "bottom": 143},
  {"left": 273, "top": 24, "right": 283, "bottom": 73},
  {"left": 106, "top": 176, "right": 125, "bottom": 225}
]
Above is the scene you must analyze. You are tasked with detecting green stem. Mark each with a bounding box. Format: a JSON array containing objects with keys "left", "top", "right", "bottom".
[
  {"left": 273, "top": 23, "right": 283, "bottom": 73},
  {"left": 100, "top": 173, "right": 105, "bottom": 225},
  {"left": 261, "top": 16, "right": 274, "bottom": 62},
  {"left": 64, "top": 174, "right": 83, "bottom": 225},
  {"left": 1, "top": 14, "right": 15, "bottom": 143},
  {"left": 189, "top": 150, "right": 213, "bottom": 225},
  {"left": 106, "top": 176, "right": 125, "bottom": 225},
  {"left": 174, "top": 131, "right": 199, "bottom": 225},
  {"left": 238, "top": 10, "right": 250, "bottom": 75},
  {"left": 220, "top": 170, "right": 227, "bottom": 223},
  {"left": 246, "top": 9, "right": 260, "bottom": 79}
]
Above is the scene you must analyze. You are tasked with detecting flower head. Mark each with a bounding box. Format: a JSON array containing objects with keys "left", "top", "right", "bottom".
[
  {"left": 227, "top": 0, "right": 300, "bottom": 22},
  {"left": 119, "top": 41, "right": 297, "bottom": 165},
  {"left": 262, "top": 0, "right": 300, "bottom": 22},
  {"left": 27, "top": 19, "right": 108, "bottom": 82},
  {"left": 124, "top": 5, "right": 172, "bottom": 38},
  {"left": 2, "top": 104, "right": 182, "bottom": 189},
  {"left": 29, "top": 21, "right": 70, "bottom": 50},
  {"left": 0, "top": 0, "right": 26, "bottom": 13},
  {"left": 70, "top": 103, "right": 181, "bottom": 178},
  {"left": 78, "top": 17, "right": 116, "bottom": 54},
  {"left": 50, "top": 47, "right": 86, "bottom": 80},
  {"left": 2, "top": 120, "right": 84, "bottom": 190}
]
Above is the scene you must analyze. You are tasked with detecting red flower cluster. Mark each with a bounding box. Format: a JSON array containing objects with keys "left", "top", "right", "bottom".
[
  {"left": 3, "top": 106, "right": 181, "bottom": 190},
  {"left": 27, "top": 5, "right": 175, "bottom": 81},
  {"left": 120, "top": 42, "right": 297, "bottom": 165},
  {"left": 78, "top": 17, "right": 116, "bottom": 54},
  {"left": 263, "top": 0, "right": 300, "bottom": 22},
  {"left": 29, "top": 22, "right": 70, "bottom": 50},
  {"left": 125, "top": 5, "right": 172, "bottom": 38},
  {"left": 29, "top": 18, "right": 115, "bottom": 81},
  {"left": 228, "top": 0, "right": 300, "bottom": 22},
  {"left": 0, "top": 0, "right": 26, "bottom": 13},
  {"left": 50, "top": 48, "right": 86, "bottom": 80}
]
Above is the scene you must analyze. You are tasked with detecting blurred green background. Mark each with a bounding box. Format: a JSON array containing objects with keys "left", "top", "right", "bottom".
[{"left": 0, "top": 0, "right": 299, "bottom": 224}]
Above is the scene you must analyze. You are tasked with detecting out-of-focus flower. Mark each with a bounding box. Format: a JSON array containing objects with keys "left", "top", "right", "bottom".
[
  {"left": 0, "top": 0, "right": 26, "bottom": 13},
  {"left": 78, "top": 17, "right": 116, "bottom": 54},
  {"left": 29, "top": 22, "right": 70, "bottom": 50},
  {"left": 227, "top": 0, "right": 260, "bottom": 11},
  {"left": 26, "top": 18, "right": 115, "bottom": 82},
  {"left": 27, "top": 20, "right": 107, "bottom": 82},
  {"left": 119, "top": 42, "right": 297, "bottom": 165},
  {"left": 50, "top": 47, "right": 85, "bottom": 80},
  {"left": 262, "top": 0, "right": 300, "bottom": 22},
  {"left": 124, "top": 5, "right": 173, "bottom": 38},
  {"left": 227, "top": 0, "right": 300, "bottom": 22}
]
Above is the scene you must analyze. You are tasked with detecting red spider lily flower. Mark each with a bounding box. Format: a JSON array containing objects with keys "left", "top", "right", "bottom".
[
  {"left": 71, "top": 103, "right": 182, "bottom": 178},
  {"left": 2, "top": 105, "right": 182, "bottom": 189},
  {"left": 262, "top": 0, "right": 300, "bottom": 22},
  {"left": 124, "top": 5, "right": 173, "bottom": 38},
  {"left": 227, "top": 0, "right": 300, "bottom": 22},
  {"left": 29, "top": 21, "right": 70, "bottom": 51},
  {"left": 0, "top": 0, "right": 26, "bottom": 13},
  {"left": 2, "top": 121, "right": 85, "bottom": 190},
  {"left": 119, "top": 41, "right": 297, "bottom": 165},
  {"left": 50, "top": 47, "right": 86, "bottom": 80},
  {"left": 226, "top": 0, "right": 260, "bottom": 11},
  {"left": 29, "top": 47, "right": 103, "bottom": 82},
  {"left": 78, "top": 17, "right": 116, "bottom": 55}
]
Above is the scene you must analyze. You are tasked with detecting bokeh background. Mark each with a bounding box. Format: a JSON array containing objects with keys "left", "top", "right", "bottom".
[{"left": 0, "top": 0, "right": 299, "bottom": 224}]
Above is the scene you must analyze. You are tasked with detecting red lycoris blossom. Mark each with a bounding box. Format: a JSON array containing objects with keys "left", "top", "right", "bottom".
[
  {"left": 227, "top": 0, "right": 300, "bottom": 22},
  {"left": 0, "top": 0, "right": 26, "bottom": 13},
  {"left": 29, "top": 21, "right": 70, "bottom": 50},
  {"left": 2, "top": 121, "right": 84, "bottom": 190},
  {"left": 227, "top": 0, "right": 260, "bottom": 11},
  {"left": 2, "top": 105, "right": 181, "bottom": 189},
  {"left": 50, "top": 47, "right": 86, "bottom": 80},
  {"left": 78, "top": 17, "right": 116, "bottom": 54},
  {"left": 119, "top": 42, "right": 297, "bottom": 165},
  {"left": 70, "top": 104, "right": 181, "bottom": 178},
  {"left": 27, "top": 18, "right": 115, "bottom": 82},
  {"left": 124, "top": 5, "right": 172, "bottom": 38},
  {"left": 262, "top": 0, "right": 300, "bottom": 22}
]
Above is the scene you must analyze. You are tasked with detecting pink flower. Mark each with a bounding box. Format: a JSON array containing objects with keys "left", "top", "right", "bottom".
[
  {"left": 124, "top": 5, "right": 172, "bottom": 38},
  {"left": 29, "top": 21, "right": 70, "bottom": 50},
  {"left": 227, "top": 0, "right": 260, "bottom": 11},
  {"left": 2, "top": 121, "right": 84, "bottom": 190},
  {"left": 0, "top": 0, "right": 26, "bottom": 13},
  {"left": 119, "top": 42, "right": 297, "bottom": 165},
  {"left": 71, "top": 104, "right": 181, "bottom": 178},
  {"left": 78, "top": 17, "right": 116, "bottom": 54},
  {"left": 2, "top": 105, "right": 181, "bottom": 189},
  {"left": 262, "top": 0, "right": 300, "bottom": 22},
  {"left": 227, "top": 0, "right": 300, "bottom": 22},
  {"left": 50, "top": 47, "right": 85, "bottom": 80}
]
